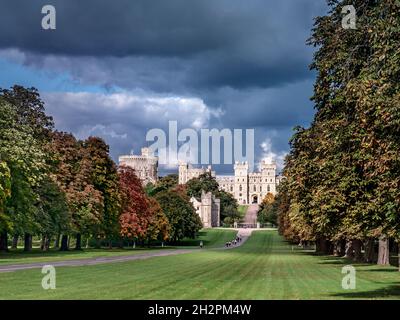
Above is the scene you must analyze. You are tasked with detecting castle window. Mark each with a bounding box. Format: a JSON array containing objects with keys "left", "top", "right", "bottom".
[
  {"left": 260, "top": 186, "right": 262, "bottom": 192},
  {"left": 253, "top": 185, "right": 256, "bottom": 192},
  {"left": 267, "top": 185, "right": 270, "bottom": 192},
  {"left": 239, "top": 185, "right": 242, "bottom": 192}
]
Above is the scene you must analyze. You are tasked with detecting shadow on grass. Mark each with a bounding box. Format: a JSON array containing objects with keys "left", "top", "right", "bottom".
[
  {"left": 364, "top": 268, "right": 399, "bottom": 273},
  {"left": 330, "top": 284, "right": 400, "bottom": 299}
]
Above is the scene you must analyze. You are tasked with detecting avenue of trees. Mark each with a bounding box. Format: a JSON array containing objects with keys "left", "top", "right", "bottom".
[
  {"left": 278, "top": 0, "right": 400, "bottom": 268},
  {"left": 0, "top": 85, "right": 202, "bottom": 252}
]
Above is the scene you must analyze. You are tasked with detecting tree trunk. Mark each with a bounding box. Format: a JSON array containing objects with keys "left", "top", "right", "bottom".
[
  {"left": 75, "top": 233, "right": 82, "bottom": 250},
  {"left": 333, "top": 241, "right": 342, "bottom": 256},
  {"left": 60, "top": 235, "right": 69, "bottom": 251},
  {"left": 45, "top": 237, "right": 50, "bottom": 251},
  {"left": 11, "top": 234, "right": 19, "bottom": 249},
  {"left": 85, "top": 238, "right": 89, "bottom": 249},
  {"left": 344, "top": 240, "right": 354, "bottom": 259},
  {"left": 315, "top": 237, "right": 328, "bottom": 254},
  {"left": 54, "top": 234, "right": 60, "bottom": 248},
  {"left": 0, "top": 231, "right": 8, "bottom": 252},
  {"left": 339, "top": 239, "right": 346, "bottom": 257},
  {"left": 24, "top": 233, "right": 32, "bottom": 252},
  {"left": 377, "top": 236, "right": 390, "bottom": 265},
  {"left": 326, "top": 240, "right": 334, "bottom": 255},
  {"left": 40, "top": 236, "right": 45, "bottom": 250},
  {"left": 353, "top": 239, "right": 363, "bottom": 262},
  {"left": 41, "top": 235, "right": 50, "bottom": 251},
  {"left": 398, "top": 243, "right": 400, "bottom": 272},
  {"left": 364, "top": 238, "right": 375, "bottom": 263}
]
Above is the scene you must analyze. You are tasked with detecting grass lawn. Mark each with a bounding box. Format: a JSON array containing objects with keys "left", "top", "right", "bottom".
[
  {"left": 1, "top": 230, "right": 400, "bottom": 299},
  {"left": 176, "top": 228, "right": 237, "bottom": 248},
  {"left": 0, "top": 229, "right": 235, "bottom": 266}
]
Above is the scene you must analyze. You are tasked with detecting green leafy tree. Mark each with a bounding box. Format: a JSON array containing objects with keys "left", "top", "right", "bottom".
[
  {"left": 279, "top": 0, "right": 400, "bottom": 266},
  {"left": 82, "top": 137, "right": 120, "bottom": 248},
  {"left": 0, "top": 97, "right": 46, "bottom": 251},
  {"left": 36, "top": 177, "right": 69, "bottom": 250},
  {"left": 146, "top": 174, "right": 178, "bottom": 197},
  {"left": 155, "top": 189, "right": 202, "bottom": 242},
  {"left": 258, "top": 193, "right": 278, "bottom": 226},
  {"left": 186, "top": 172, "right": 219, "bottom": 198},
  {"left": 0, "top": 162, "right": 11, "bottom": 251}
]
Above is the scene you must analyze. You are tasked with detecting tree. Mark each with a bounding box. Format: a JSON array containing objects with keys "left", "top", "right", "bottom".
[
  {"left": 146, "top": 197, "right": 170, "bottom": 243},
  {"left": 258, "top": 193, "right": 278, "bottom": 226},
  {"left": 186, "top": 172, "right": 219, "bottom": 198},
  {"left": 119, "top": 166, "right": 152, "bottom": 242},
  {"left": 0, "top": 162, "right": 11, "bottom": 251},
  {"left": 279, "top": 0, "right": 400, "bottom": 266},
  {"left": 81, "top": 137, "right": 120, "bottom": 248},
  {"left": 155, "top": 189, "right": 202, "bottom": 242},
  {"left": 49, "top": 131, "right": 81, "bottom": 250},
  {"left": 146, "top": 174, "right": 179, "bottom": 197},
  {"left": 217, "top": 190, "right": 239, "bottom": 221},
  {"left": 0, "top": 97, "right": 47, "bottom": 251},
  {"left": 1, "top": 85, "right": 54, "bottom": 141},
  {"left": 36, "top": 177, "right": 69, "bottom": 250}
]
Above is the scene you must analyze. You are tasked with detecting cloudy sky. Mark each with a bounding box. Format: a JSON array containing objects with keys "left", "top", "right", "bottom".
[{"left": 0, "top": 0, "right": 328, "bottom": 174}]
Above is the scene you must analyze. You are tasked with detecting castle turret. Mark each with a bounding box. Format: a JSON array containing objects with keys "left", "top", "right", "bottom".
[
  {"left": 234, "top": 161, "right": 249, "bottom": 204},
  {"left": 178, "top": 162, "right": 189, "bottom": 185},
  {"left": 261, "top": 160, "right": 277, "bottom": 195}
]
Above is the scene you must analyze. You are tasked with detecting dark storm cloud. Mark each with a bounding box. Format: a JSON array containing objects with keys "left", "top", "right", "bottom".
[
  {"left": 0, "top": 0, "right": 328, "bottom": 172},
  {"left": 0, "top": 0, "right": 326, "bottom": 90}
]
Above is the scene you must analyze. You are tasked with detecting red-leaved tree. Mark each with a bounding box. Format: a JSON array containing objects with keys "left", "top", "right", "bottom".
[{"left": 118, "top": 166, "right": 152, "bottom": 241}]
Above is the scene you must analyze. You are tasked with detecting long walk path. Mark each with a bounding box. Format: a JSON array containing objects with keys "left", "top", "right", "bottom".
[
  {"left": 244, "top": 204, "right": 259, "bottom": 224},
  {"left": 0, "top": 249, "right": 194, "bottom": 273}
]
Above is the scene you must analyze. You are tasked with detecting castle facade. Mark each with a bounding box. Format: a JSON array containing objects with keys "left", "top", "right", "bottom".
[
  {"left": 118, "top": 148, "right": 158, "bottom": 185},
  {"left": 179, "top": 161, "right": 281, "bottom": 205},
  {"left": 190, "top": 191, "right": 221, "bottom": 228}
]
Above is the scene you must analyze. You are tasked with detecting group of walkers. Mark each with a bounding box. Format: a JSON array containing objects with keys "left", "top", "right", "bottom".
[{"left": 225, "top": 236, "right": 242, "bottom": 248}]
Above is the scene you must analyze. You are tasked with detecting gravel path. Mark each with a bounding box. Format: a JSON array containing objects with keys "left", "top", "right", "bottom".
[
  {"left": 244, "top": 204, "right": 259, "bottom": 224},
  {"left": 0, "top": 249, "right": 194, "bottom": 273}
]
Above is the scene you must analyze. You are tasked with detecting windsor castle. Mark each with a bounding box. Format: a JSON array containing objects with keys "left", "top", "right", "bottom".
[
  {"left": 179, "top": 161, "right": 282, "bottom": 205},
  {"left": 119, "top": 148, "right": 281, "bottom": 205}
]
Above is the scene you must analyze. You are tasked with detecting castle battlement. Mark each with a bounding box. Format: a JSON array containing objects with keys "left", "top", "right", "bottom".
[
  {"left": 118, "top": 148, "right": 158, "bottom": 185},
  {"left": 179, "top": 160, "right": 280, "bottom": 205}
]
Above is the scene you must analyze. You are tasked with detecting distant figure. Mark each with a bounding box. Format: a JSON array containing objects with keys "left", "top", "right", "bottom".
[{"left": 200, "top": 241, "right": 203, "bottom": 249}]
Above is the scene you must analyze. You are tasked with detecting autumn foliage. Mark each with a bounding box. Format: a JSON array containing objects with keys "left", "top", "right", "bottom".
[{"left": 119, "top": 166, "right": 170, "bottom": 242}]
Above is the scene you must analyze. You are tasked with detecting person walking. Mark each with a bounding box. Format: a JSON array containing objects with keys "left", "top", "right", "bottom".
[{"left": 200, "top": 240, "right": 203, "bottom": 249}]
